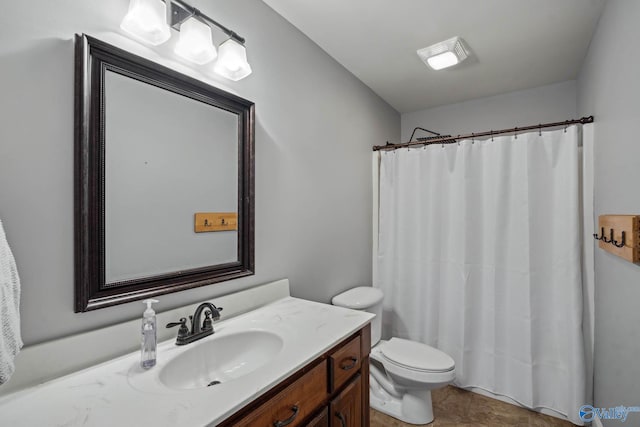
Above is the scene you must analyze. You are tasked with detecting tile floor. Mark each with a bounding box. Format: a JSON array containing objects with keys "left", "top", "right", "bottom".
[{"left": 370, "top": 386, "right": 576, "bottom": 426}]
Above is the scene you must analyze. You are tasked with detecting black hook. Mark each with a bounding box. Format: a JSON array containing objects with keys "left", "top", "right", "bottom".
[
  {"left": 594, "top": 227, "right": 608, "bottom": 242},
  {"left": 514, "top": 127, "right": 518, "bottom": 139},
  {"left": 602, "top": 228, "right": 613, "bottom": 243},
  {"left": 613, "top": 231, "right": 626, "bottom": 248},
  {"left": 538, "top": 124, "right": 542, "bottom": 136}
]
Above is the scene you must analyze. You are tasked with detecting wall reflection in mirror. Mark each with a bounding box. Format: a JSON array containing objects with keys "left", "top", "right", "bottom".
[{"left": 105, "top": 70, "right": 238, "bottom": 282}]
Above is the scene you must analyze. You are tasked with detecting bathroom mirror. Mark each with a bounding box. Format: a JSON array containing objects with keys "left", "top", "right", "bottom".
[{"left": 75, "top": 34, "right": 254, "bottom": 312}]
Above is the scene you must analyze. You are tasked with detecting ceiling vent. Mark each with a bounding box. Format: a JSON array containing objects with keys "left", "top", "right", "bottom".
[{"left": 417, "top": 36, "right": 469, "bottom": 71}]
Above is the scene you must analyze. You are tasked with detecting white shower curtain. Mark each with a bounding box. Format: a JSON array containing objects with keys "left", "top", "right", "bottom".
[{"left": 375, "top": 126, "right": 587, "bottom": 425}]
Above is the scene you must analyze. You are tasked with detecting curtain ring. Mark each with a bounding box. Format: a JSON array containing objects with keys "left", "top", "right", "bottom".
[
  {"left": 472, "top": 133, "right": 476, "bottom": 144},
  {"left": 489, "top": 131, "right": 492, "bottom": 142},
  {"left": 514, "top": 127, "right": 518, "bottom": 139},
  {"left": 538, "top": 124, "right": 542, "bottom": 136},
  {"left": 564, "top": 120, "right": 569, "bottom": 133}
]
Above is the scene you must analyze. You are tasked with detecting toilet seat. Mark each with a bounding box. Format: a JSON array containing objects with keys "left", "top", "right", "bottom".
[
  {"left": 381, "top": 338, "right": 455, "bottom": 373},
  {"left": 372, "top": 339, "right": 456, "bottom": 390}
]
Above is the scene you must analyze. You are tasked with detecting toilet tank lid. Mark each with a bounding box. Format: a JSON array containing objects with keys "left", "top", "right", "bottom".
[{"left": 332, "top": 286, "right": 384, "bottom": 309}]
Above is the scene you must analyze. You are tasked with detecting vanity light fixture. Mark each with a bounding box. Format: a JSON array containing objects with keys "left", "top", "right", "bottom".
[
  {"left": 174, "top": 17, "right": 217, "bottom": 65},
  {"left": 417, "top": 36, "right": 469, "bottom": 71},
  {"left": 214, "top": 38, "right": 252, "bottom": 81},
  {"left": 120, "top": 0, "right": 171, "bottom": 46},
  {"left": 120, "top": 0, "right": 252, "bottom": 80}
]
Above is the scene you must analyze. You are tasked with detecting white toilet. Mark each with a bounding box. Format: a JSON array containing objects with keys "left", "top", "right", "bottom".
[{"left": 332, "top": 286, "right": 455, "bottom": 425}]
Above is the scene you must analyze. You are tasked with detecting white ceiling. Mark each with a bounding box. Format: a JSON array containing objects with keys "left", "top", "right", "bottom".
[{"left": 262, "top": 0, "right": 606, "bottom": 113}]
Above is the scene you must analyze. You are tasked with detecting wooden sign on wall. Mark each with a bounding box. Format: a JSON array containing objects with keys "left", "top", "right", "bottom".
[
  {"left": 596, "top": 215, "right": 640, "bottom": 263},
  {"left": 194, "top": 212, "right": 238, "bottom": 233}
]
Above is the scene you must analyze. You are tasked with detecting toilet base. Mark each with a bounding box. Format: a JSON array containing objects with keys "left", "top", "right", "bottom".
[{"left": 370, "top": 373, "right": 434, "bottom": 425}]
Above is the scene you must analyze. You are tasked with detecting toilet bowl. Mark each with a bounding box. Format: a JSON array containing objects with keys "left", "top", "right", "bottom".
[{"left": 332, "top": 287, "right": 455, "bottom": 425}]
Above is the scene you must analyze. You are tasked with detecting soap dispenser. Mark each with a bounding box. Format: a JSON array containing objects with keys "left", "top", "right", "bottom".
[{"left": 141, "top": 299, "right": 159, "bottom": 369}]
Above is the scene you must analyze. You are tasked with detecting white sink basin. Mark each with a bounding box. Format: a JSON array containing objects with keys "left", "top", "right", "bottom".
[{"left": 158, "top": 330, "right": 284, "bottom": 390}]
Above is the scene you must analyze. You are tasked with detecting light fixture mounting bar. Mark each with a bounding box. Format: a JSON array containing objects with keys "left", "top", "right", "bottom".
[{"left": 163, "top": 0, "right": 245, "bottom": 44}]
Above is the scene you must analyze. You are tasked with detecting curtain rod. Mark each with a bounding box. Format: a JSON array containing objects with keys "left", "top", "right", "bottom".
[{"left": 373, "top": 115, "right": 594, "bottom": 151}]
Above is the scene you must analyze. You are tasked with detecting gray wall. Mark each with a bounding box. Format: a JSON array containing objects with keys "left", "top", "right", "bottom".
[
  {"left": 578, "top": 0, "right": 640, "bottom": 423},
  {"left": 401, "top": 80, "right": 577, "bottom": 142},
  {"left": 0, "top": 0, "right": 399, "bottom": 346}
]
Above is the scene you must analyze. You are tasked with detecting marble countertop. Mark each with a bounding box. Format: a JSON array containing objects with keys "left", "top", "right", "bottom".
[{"left": 0, "top": 297, "right": 373, "bottom": 427}]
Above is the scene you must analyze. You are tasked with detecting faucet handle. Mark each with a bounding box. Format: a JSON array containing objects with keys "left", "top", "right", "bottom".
[
  {"left": 166, "top": 317, "right": 189, "bottom": 334},
  {"left": 203, "top": 311, "right": 213, "bottom": 330},
  {"left": 167, "top": 317, "right": 190, "bottom": 345},
  {"left": 166, "top": 317, "right": 187, "bottom": 328}
]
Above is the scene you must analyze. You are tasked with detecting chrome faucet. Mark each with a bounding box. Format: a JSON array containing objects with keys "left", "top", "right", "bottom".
[{"left": 167, "top": 302, "right": 223, "bottom": 346}]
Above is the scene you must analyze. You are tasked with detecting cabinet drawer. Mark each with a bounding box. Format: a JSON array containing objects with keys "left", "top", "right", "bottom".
[
  {"left": 329, "top": 336, "right": 361, "bottom": 392},
  {"left": 234, "top": 360, "right": 328, "bottom": 427}
]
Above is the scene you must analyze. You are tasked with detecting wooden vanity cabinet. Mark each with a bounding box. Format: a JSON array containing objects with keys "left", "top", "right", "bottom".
[{"left": 218, "top": 324, "right": 371, "bottom": 427}]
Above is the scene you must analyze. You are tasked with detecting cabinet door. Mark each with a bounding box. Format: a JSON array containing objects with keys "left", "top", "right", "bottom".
[
  {"left": 330, "top": 374, "right": 362, "bottom": 427},
  {"left": 305, "top": 407, "right": 329, "bottom": 427}
]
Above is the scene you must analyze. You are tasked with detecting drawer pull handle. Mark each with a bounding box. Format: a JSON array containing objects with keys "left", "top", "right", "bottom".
[
  {"left": 335, "top": 411, "right": 347, "bottom": 427},
  {"left": 273, "top": 405, "right": 299, "bottom": 427},
  {"left": 340, "top": 356, "right": 358, "bottom": 370}
]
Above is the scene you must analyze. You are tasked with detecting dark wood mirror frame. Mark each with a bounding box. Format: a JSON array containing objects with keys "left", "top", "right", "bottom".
[{"left": 74, "top": 34, "right": 254, "bottom": 312}]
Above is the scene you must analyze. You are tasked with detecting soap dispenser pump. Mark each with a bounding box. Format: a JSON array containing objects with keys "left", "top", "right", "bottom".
[{"left": 141, "top": 299, "right": 159, "bottom": 369}]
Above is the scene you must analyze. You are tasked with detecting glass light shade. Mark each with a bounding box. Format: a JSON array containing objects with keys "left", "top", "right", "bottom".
[
  {"left": 174, "top": 18, "right": 217, "bottom": 65},
  {"left": 426, "top": 51, "right": 459, "bottom": 70},
  {"left": 213, "top": 38, "right": 252, "bottom": 81},
  {"left": 120, "top": 0, "right": 171, "bottom": 46}
]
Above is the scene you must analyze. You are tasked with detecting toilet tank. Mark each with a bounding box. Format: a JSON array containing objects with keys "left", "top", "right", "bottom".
[{"left": 332, "top": 286, "right": 383, "bottom": 346}]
